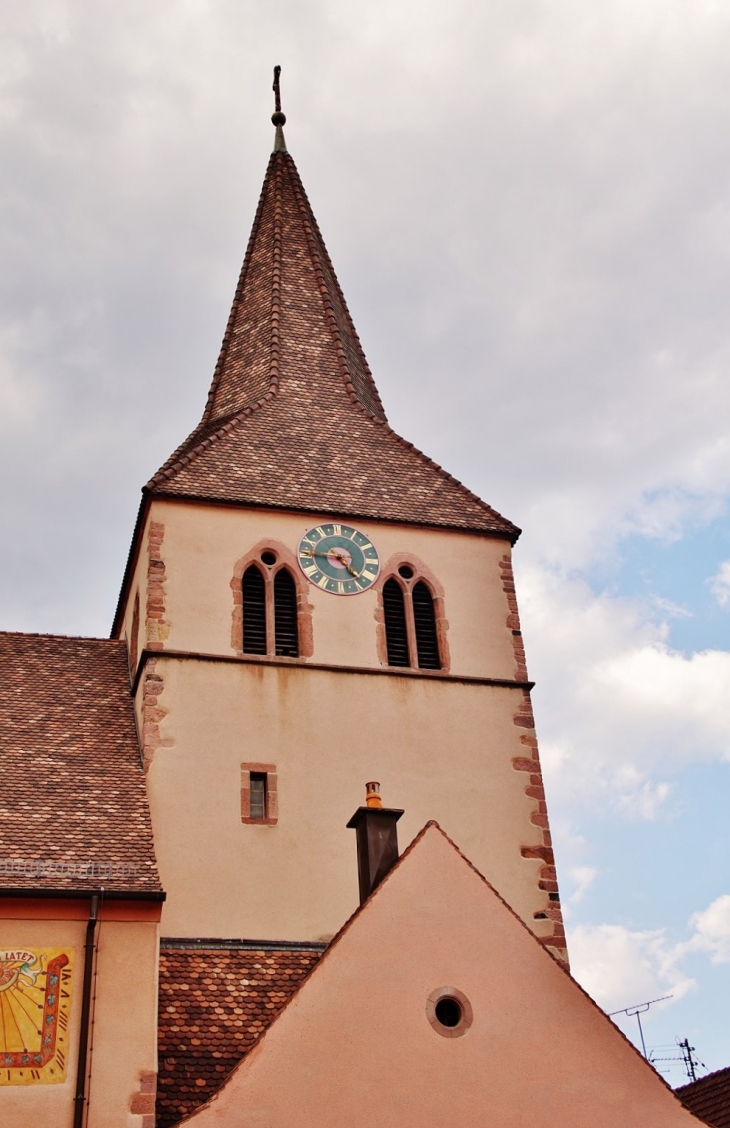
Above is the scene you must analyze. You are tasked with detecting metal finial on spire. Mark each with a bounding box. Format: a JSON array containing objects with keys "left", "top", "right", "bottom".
[{"left": 271, "top": 65, "right": 287, "bottom": 152}]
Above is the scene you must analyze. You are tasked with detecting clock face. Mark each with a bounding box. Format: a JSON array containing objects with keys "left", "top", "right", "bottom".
[{"left": 298, "top": 523, "right": 380, "bottom": 595}]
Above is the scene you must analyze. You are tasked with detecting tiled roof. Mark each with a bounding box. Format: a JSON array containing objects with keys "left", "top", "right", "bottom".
[
  {"left": 677, "top": 1067, "right": 730, "bottom": 1127},
  {"left": 0, "top": 632, "right": 161, "bottom": 895},
  {"left": 156, "top": 941, "right": 323, "bottom": 1127},
  {"left": 147, "top": 147, "right": 519, "bottom": 540}
]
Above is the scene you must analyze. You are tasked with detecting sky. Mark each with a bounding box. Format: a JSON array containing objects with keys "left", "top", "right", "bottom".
[{"left": 1, "top": 0, "right": 729, "bottom": 1085}]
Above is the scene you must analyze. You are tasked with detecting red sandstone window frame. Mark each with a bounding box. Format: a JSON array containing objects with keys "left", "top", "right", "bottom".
[
  {"left": 231, "top": 540, "right": 314, "bottom": 660},
  {"left": 241, "top": 762, "right": 278, "bottom": 825},
  {"left": 374, "top": 554, "right": 450, "bottom": 673},
  {"left": 426, "top": 986, "right": 473, "bottom": 1038}
]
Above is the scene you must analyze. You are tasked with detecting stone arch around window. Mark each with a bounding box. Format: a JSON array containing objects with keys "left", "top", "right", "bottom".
[
  {"left": 374, "top": 553, "right": 450, "bottom": 673},
  {"left": 231, "top": 540, "right": 314, "bottom": 659}
]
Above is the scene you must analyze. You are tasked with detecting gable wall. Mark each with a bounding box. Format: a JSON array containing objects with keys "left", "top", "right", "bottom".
[{"left": 183, "top": 827, "right": 700, "bottom": 1128}]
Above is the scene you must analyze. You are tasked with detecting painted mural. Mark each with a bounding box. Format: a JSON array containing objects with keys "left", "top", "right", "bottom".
[{"left": 0, "top": 948, "right": 74, "bottom": 1085}]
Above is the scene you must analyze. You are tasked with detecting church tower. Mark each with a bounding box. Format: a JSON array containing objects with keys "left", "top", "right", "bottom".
[{"left": 112, "top": 81, "right": 566, "bottom": 963}]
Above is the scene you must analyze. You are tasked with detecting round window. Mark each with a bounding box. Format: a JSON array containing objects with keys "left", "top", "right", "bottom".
[
  {"left": 435, "top": 997, "right": 462, "bottom": 1027},
  {"left": 426, "top": 987, "right": 473, "bottom": 1039},
  {"left": 261, "top": 551, "right": 277, "bottom": 566}
]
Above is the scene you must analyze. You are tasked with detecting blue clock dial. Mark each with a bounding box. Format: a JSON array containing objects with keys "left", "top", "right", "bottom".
[{"left": 298, "top": 524, "right": 380, "bottom": 596}]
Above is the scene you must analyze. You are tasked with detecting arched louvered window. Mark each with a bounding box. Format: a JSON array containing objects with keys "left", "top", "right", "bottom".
[
  {"left": 383, "top": 578, "right": 410, "bottom": 667},
  {"left": 382, "top": 565, "right": 443, "bottom": 671},
  {"left": 274, "top": 569, "right": 299, "bottom": 658},
  {"left": 242, "top": 565, "right": 267, "bottom": 655},
  {"left": 412, "top": 581, "right": 441, "bottom": 670},
  {"left": 241, "top": 552, "right": 303, "bottom": 659}
]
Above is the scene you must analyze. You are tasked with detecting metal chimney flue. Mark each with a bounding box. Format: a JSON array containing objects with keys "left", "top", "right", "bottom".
[{"left": 347, "top": 783, "right": 404, "bottom": 904}]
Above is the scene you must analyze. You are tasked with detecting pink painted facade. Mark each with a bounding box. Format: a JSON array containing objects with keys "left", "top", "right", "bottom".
[{"left": 182, "top": 824, "right": 702, "bottom": 1128}]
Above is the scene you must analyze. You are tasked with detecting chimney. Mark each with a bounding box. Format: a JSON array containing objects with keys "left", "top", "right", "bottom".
[{"left": 347, "top": 783, "right": 404, "bottom": 904}]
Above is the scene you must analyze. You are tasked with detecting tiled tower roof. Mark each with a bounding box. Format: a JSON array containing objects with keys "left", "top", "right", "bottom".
[{"left": 147, "top": 137, "right": 519, "bottom": 540}]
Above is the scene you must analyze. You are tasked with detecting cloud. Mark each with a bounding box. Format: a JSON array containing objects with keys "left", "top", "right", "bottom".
[
  {"left": 566, "top": 866, "right": 598, "bottom": 906},
  {"left": 710, "top": 561, "right": 730, "bottom": 608},
  {"left": 650, "top": 596, "right": 693, "bottom": 620},
  {"left": 520, "top": 564, "right": 730, "bottom": 814},
  {"left": 0, "top": 0, "right": 730, "bottom": 630},
  {"left": 686, "top": 895, "right": 730, "bottom": 965},
  {"left": 568, "top": 922, "right": 695, "bottom": 1016},
  {"left": 570, "top": 890, "right": 730, "bottom": 1018}
]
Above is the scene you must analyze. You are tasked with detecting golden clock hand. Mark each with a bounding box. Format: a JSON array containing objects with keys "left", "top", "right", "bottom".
[
  {"left": 302, "top": 546, "right": 358, "bottom": 577},
  {"left": 331, "top": 551, "right": 359, "bottom": 577}
]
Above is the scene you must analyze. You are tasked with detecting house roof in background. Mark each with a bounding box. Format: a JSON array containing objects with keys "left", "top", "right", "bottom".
[{"left": 677, "top": 1066, "right": 730, "bottom": 1128}]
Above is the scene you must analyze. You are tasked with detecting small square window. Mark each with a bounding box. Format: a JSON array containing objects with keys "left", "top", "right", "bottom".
[{"left": 241, "top": 763, "right": 278, "bottom": 825}]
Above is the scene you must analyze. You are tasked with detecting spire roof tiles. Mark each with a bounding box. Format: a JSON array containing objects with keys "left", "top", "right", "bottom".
[{"left": 148, "top": 146, "right": 519, "bottom": 541}]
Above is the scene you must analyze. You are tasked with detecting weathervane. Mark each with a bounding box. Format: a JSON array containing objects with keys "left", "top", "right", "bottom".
[{"left": 272, "top": 65, "right": 287, "bottom": 152}]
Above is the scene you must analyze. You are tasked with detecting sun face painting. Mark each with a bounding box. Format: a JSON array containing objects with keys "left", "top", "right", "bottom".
[{"left": 0, "top": 948, "right": 74, "bottom": 1085}]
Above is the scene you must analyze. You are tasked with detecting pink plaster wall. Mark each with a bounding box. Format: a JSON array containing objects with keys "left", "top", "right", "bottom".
[
  {"left": 0, "top": 909, "right": 159, "bottom": 1128},
  {"left": 184, "top": 825, "right": 701, "bottom": 1128}
]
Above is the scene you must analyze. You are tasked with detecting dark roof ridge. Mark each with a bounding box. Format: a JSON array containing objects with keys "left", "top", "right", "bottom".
[{"left": 160, "top": 937, "right": 327, "bottom": 951}]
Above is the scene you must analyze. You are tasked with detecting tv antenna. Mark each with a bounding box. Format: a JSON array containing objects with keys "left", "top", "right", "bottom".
[
  {"left": 608, "top": 995, "right": 673, "bottom": 1058},
  {"left": 649, "top": 1037, "right": 706, "bottom": 1083}
]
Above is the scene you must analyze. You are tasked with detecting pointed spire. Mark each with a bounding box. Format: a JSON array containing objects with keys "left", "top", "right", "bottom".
[
  {"left": 272, "top": 65, "right": 287, "bottom": 153},
  {"left": 147, "top": 88, "right": 519, "bottom": 542}
]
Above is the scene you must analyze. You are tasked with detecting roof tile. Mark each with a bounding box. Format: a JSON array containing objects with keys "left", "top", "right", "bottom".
[
  {"left": 0, "top": 632, "right": 161, "bottom": 894},
  {"left": 156, "top": 944, "right": 322, "bottom": 1126},
  {"left": 147, "top": 150, "right": 518, "bottom": 540},
  {"left": 677, "top": 1066, "right": 730, "bottom": 1127}
]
